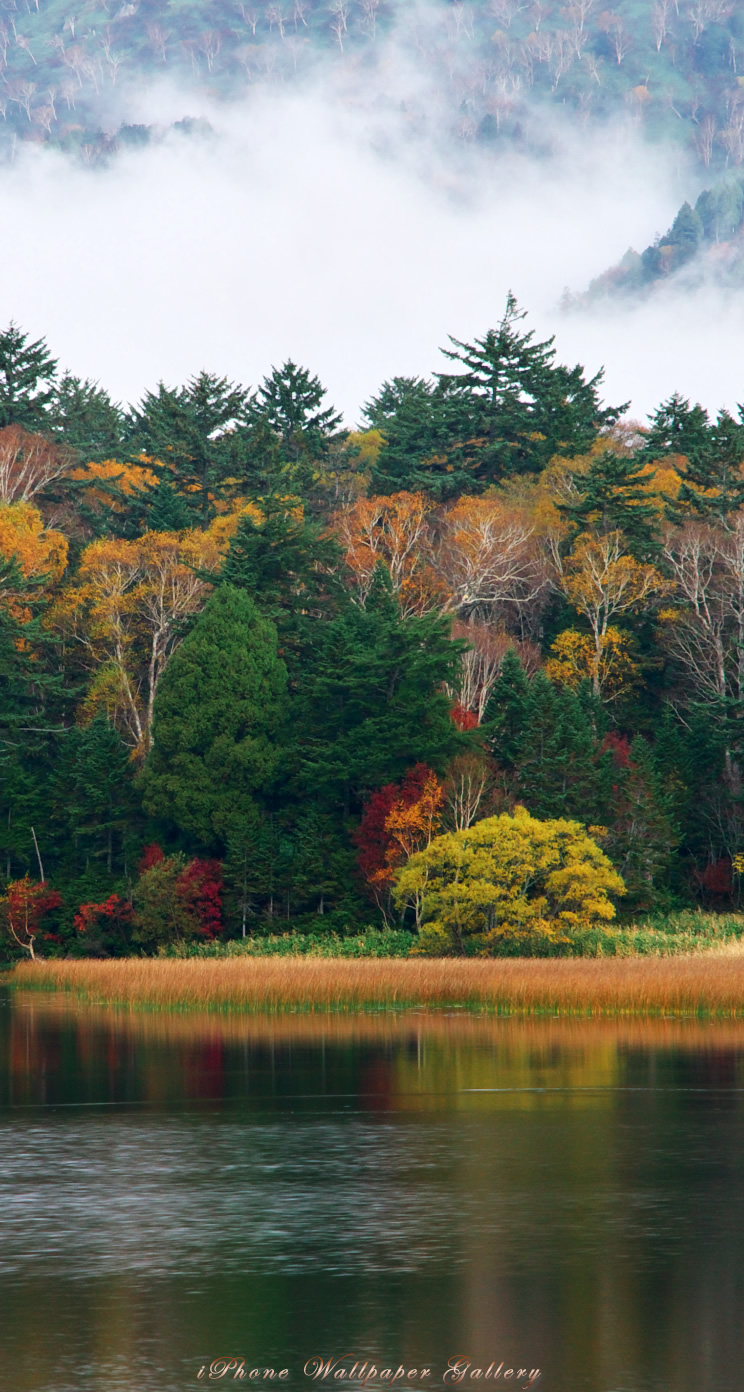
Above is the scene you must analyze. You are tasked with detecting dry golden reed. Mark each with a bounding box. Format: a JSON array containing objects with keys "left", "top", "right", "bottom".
[{"left": 12, "top": 951, "right": 744, "bottom": 1016}]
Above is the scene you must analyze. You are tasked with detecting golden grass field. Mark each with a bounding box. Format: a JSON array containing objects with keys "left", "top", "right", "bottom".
[{"left": 11, "top": 949, "right": 744, "bottom": 1015}]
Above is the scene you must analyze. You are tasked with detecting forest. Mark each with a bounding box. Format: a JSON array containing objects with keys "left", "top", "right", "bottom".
[
  {"left": 0, "top": 0, "right": 742, "bottom": 172},
  {"left": 2, "top": 295, "right": 744, "bottom": 958}
]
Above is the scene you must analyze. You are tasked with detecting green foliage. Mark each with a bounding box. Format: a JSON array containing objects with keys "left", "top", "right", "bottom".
[
  {"left": 247, "top": 359, "right": 342, "bottom": 464},
  {"left": 370, "top": 295, "right": 620, "bottom": 496},
  {"left": 49, "top": 374, "right": 124, "bottom": 461},
  {"left": 395, "top": 807, "right": 625, "bottom": 956},
  {"left": 127, "top": 372, "right": 248, "bottom": 522},
  {"left": 292, "top": 574, "right": 466, "bottom": 810},
  {"left": 561, "top": 450, "right": 661, "bottom": 560},
  {"left": 161, "top": 927, "right": 416, "bottom": 958},
  {"left": 140, "top": 586, "right": 288, "bottom": 849},
  {"left": 0, "top": 323, "right": 57, "bottom": 431}
]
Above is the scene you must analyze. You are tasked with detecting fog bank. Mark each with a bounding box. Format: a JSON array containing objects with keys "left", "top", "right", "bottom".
[{"left": 0, "top": 85, "right": 733, "bottom": 424}]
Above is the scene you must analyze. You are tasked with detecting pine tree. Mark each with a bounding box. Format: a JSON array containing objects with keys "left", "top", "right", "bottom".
[
  {"left": 140, "top": 586, "right": 289, "bottom": 850},
  {"left": 0, "top": 323, "right": 58, "bottom": 431}
]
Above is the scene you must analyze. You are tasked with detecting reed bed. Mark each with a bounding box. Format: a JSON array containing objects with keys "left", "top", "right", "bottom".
[{"left": 12, "top": 951, "right": 744, "bottom": 1016}]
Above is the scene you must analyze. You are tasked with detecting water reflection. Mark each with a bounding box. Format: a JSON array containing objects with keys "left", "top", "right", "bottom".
[{"left": 1, "top": 991, "right": 744, "bottom": 1392}]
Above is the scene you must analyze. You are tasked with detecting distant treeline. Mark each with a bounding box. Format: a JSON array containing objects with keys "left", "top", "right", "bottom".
[
  {"left": 571, "top": 170, "right": 744, "bottom": 303},
  {"left": 1, "top": 296, "right": 744, "bottom": 956}
]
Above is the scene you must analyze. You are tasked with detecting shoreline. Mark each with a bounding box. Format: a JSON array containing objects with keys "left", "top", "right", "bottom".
[{"left": 10, "top": 952, "right": 744, "bottom": 1017}]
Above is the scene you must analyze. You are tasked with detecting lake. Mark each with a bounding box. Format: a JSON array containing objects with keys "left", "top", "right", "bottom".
[{"left": 2, "top": 988, "right": 744, "bottom": 1392}]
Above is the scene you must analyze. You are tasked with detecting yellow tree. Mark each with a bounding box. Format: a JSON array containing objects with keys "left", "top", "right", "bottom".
[
  {"left": 333, "top": 491, "right": 444, "bottom": 616},
  {"left": 545, "top": 626, "right": 639, "bottom": 703},
  {"left": 435, "top": 493, "right": 549, "bottom": 625},
  {"left": 557, "top": 531, "right": 667, "bottom": 698},
  {"left": 55, "top": 528, "right": 221, "bottom": 754},
  {"left": 0, "top": 502, "right": 68, "bottom": 619},
  {"left": 394, "top": 807, "right": 625, "bottom": 956}
]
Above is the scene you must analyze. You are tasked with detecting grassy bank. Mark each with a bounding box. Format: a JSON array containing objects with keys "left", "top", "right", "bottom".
[{"left": 11, "top": 950, "right": 744, "bottom": 1016}]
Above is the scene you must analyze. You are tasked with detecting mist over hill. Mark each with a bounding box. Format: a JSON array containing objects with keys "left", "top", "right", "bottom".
[{"left": 0, "top": 0, "right": 742, "bottom": 421}]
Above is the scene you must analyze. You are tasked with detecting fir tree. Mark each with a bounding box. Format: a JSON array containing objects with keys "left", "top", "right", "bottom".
[
  {"left": 292, "top": 573, "right": 467, "bottom": 815},
  {"left": 127, "top": 371, "right": 248, "bottom": 523},
  {"left": 671, "top": 408, "right": 744, "bottom": 526},
  {"left": 247, "top": 360, "right": 342, "bottom": 463},
  {"left": 560, "top": 450, "right": 661, "bottom": 559},
  {"left": 50, "top": 374, "right": 124, "bottom": 460},
  {"left": 641, "top": 393, "right": 711, "bottom": 464},
  {"left": 219, "top": 496, "right": 343, "bottom": 663},
  {"left": 435, "top": 294, "right": 622, "bottom": 487},
  {"left": 0, "top": 322, "right": 58, "bottom": 431}
]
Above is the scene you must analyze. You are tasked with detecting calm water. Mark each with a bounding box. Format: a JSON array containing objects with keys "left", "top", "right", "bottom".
[{"left": 2, "top": 992, "right": 744, "bottom": 1392}]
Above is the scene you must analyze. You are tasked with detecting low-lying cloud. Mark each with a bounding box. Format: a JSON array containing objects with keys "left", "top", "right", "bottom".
[{"left": 0, "top": 78, "right": 733, "bottom": 426}]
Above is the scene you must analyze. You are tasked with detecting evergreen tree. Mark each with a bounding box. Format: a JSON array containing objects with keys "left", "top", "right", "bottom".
[
  {"left": 367, "top": 378, "right": 460, "bottom": 497},
  {"left": 516, "top": 675, "right": 609, "bottom": 824},
  {"left": 142, "top": 478, "right": 193, "bottom": 533},
  {"left": 127, "top": 371, "right": 248, "bottom": 523},
  {"left": 435, "top": 294, "right": 622, "bottom": 488},
  {"left": 50, "top": 373, "right": 124, "bottom": 460},
  {"left": 49, "top": 717, "right": 138, "bottom": 879},
  {"left": 140, "top": 586, "right": 288, "bottom": 850},
  {"left": 641, "top": 393, "right": 711, "bottom": 464},
  {"left": 606, "top": 735, "right": 678, "bottom": 912},
  {"left": 665, "top": 201, "right": 704, "bottom": 260},
  {"left": 0, "top": 560, "right": 66, "bottom": 879},
  {"left": 292, "top": 574, "right": 466, "bottom": 815},
  {"left": 671, "top": 408, "right": 744, "bottom": 526},
  {"left": 219, "top": 496, "right": 343, "bottom": 662},
  {"left": 0, "top": 323, "right": 58, "bottom": 431},
  {"left": 247, "top": 360, "right": 342, "bottom": 463},
  {"left": 482, "top": 648, "right": 532, "bottom": 770},
  {"left": 560, "top": 450, "right": 661, "bottom": 559}
]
